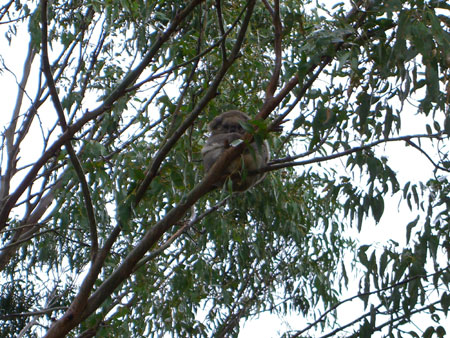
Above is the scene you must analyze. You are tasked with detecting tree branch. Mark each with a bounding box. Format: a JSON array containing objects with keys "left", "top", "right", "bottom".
[
  {"left": 358, "top": 300, "right": 442, "bottom": 338},
  {"left": 134, "top": 196, "right": 230, "bottom": 270},
  {"left": 319, "top": 304, "right": 383, "bottom": 338},
  {"left": 0, "top": 306, "right": 67, "bottom": 320},
  {"left": 405, "top": 139, "right": 450, "bottom": 173},
  {"left": 261, "top": 133, "right": 445, "bottom": 174},
  {"left": 128, "top": 10, "right": 243, "bottom": 93},
  {"left": 41, "top": 1, "right": 212, "bottom": 337},
  {"left": 73, "top": 0, "right": 257, "bottom": 330},
  {"left": 88, "top": 0, "right": 206, "bottom": 117},
  {"left": 265, "top": 0, "right": 375, "bottom": 127},
  {"left": 0, "top": 40, "right": 35, "bottom": 204},
  {"left": 262, "top": 0, "right": 282, "bottom": 99},
  {"left": 40, "top": 0, "right": 98, "bottom": 262},
  {"left": 215, "top": 0, "right": 227, "bottom": 61}
]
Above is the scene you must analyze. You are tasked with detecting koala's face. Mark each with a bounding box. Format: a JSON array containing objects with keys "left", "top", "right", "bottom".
[
  {"left": 214, "top": 120, "right": 244, "bottom": 134},
  {"left": 209, "top": 110, "right": 249, "bottom": 135}
]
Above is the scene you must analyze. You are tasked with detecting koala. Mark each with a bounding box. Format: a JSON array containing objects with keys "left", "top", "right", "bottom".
[{"left": 201, "top": 110, "right": 269, "bottom": 191}]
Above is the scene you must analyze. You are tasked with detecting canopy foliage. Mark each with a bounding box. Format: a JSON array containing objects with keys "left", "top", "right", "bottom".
[{"left": 0, "top": 0, "right": 449, "bottom": 337}]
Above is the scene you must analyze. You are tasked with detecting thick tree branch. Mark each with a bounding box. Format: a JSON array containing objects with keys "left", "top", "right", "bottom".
[
  {"left": 265, "top": 0, "right": 374, "bottom": 127},
  {"left": 40, "top": 1, "right": 214, "bottom": 337},
  {"left": 262, "top": 0, "right": 282, "bottom": 99},
  {"left": 72, "top": 0, "right": 257, "bottom": 330}
]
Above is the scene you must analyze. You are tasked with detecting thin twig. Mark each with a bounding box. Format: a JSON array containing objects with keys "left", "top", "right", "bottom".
[
  {"left": 134, "top": 196, "right": 230, "bottom": 270},
  {"left": 290, "top": 265, "right": 449, "bottom": 337},
  {"left": 261, "top": 133, "right": 444, "bottom": 174},
  {"left": 215, "top": 0, "right": 227, "bottom": 61},
  {"left": 0, "top": 306, "right": 68, "bottom": 320},
  {"left": 269, "top": 130, "right": 332, "bottom": 165},
  {"left": 405, "top": 139, "right": 450, "bottom": 172}
]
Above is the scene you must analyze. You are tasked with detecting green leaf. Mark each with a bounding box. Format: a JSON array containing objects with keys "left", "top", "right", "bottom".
[
  {"left": 441, "top": 292, "right": 450, "bottom": 316},
  {"left": 356, "top": 92, "right": 371, "bottom": 131},
  {"left": 371, "top": 195, "right": 384, "bottom": 223},
  {"left": 433, "top": 121, "right": 441, "bottom": 132},
  {"left": 359, "top": 318, "right": 372, "bottom": 338},
  {"left": 406, "top": 216, "right": 419, "bottom": 243},
  {"left": 379, "top": 251, "right": 388, "bottom": 276},
  {"left": 358, "top": 245, "right": 370, "bottom": 267},
  {"left": 383, "top": 106, "right": 393, "bottom": 138},
  {"left": 444, "top": 115, "right": 450, "bottom": 135},
  {"left": 293, "top": 114, "right": 305, "bottom": 130},
  {"left": 423, "top": 326, "right": 435, "bottom": 338},
  {"left": 436, "top": 326, "right": 446, "bottom": 338}
]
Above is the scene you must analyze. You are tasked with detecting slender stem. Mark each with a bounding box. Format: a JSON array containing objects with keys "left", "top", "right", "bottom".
[{"left": 40, "top": 0, "right": 98, "bottom": 261}]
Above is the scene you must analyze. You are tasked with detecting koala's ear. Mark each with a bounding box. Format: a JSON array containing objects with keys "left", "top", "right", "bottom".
[{"left": 208, "top": 115, "right": 223, "bottom": 131}]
